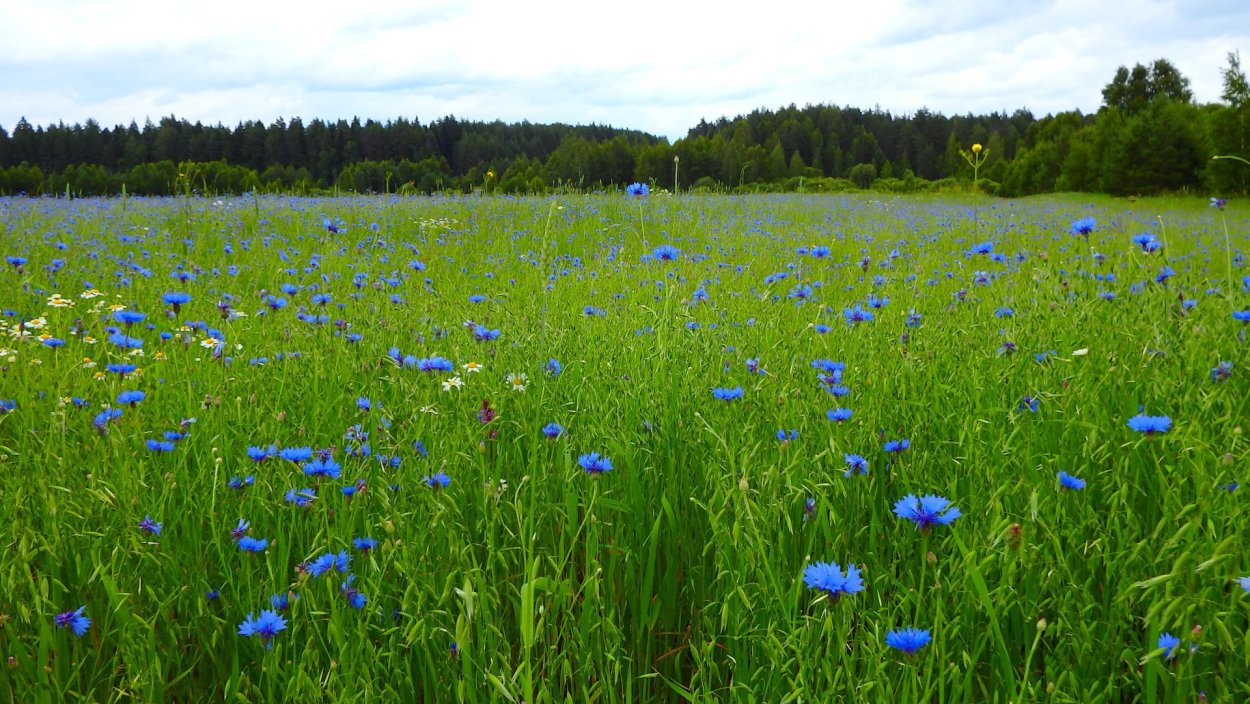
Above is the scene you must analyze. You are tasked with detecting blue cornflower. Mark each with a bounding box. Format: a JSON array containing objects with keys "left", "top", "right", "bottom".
[
  {"left": 844, "top": 454, "right": 868, "bottom": 477},
  {"left": 1018, "top": 396, "right": 1039, "bottom": 413},
  {"left": 139, "top": 515, "right": 163, "bottom": 535},
  {"left": 1127, "top": 413, "right": 1171, "bottom": 436},
  {"left": 279, "top": 446, "right": 313, "bottom": 463},
  {"left": 55, "top": 606, "right": 91, "bottom": 637},
  {"left": 42, "top": 337, "right": 65, "bottom": 348},
  {"left": 652, "top": 244, "right": 681, "bottom": 261},
  {"left": 578, "top": 452, "right": 613, "bottom": 475},
  {"left": 284, "top": 488, "right": 316, "bottom": 506},
  {"left": 93, "top": 407, "right": 122, "bottom": 428},
  {"left": 906, "top": 310, "right": 922, "bottom": 327},
  {"left": 162, "top": 292, "right": 191, "bottom": 312},
  {"left": 307, "top": 550, "right": 351, "bottom": 577},
  {"left": 247, "top": 445, "right": 275, "bottom": 462},
  {"left": 231, "top": 518, "right": 250, "bottom": 540},
  {"left": 471, "top": 324, "right": 501, "bottom": 342},
  {"left": 424, "top": 472, "right": 451, "bottom": 488},
  {"left": 542, "top": 422, "right": 565, "bottom": 439},
  {"left": 341, "top": 575, "right": 367, "bottom": 609},
  {"left": 1235, "top": 310, "right": 1250, "bottom": 323},
  {"left": 893, "top": 494, "right": 961, "bottom": 530},
  {"left": 416, "top": 356, "right": 454, "bottom": 372},
  {"left": 238, "top": 610, "right": 287, "bottom": 648},
  {"left": 1057, "top": 471, "right": 1086, "bottom": 490},
  {"left": 844, "top": 305, "right": 874, "bottom": 325},
  {"left": 270, "top": 592, "right": 296, "bottom": 611},
  {"left": 0, "top": 399, "right": 14, "bottom": 413},
  {"left": 468, "top": 294, "right": 487, "bottom": 303},
  {"left": 1211, "top": 361, "right": 1233, "bottom": 382},
  {"left": 626, "top": 182, "right": 649, "bottom": 197},
  {"left": 113, "top": 310, "right": 146, "bottom": 326},
  {"left": 311, "top": 293, "right": 332, "bottom": 306},
  {"left": 885, "top": 627, "right": 932, "bottom": 654},
  {"left": 6, "top": 256, "right": 28, "bottom": 268},
  {"left": 1131, "top": 233, "right": 1160, "bottom": 253},
  {"left": 802, "top": 561, "right": 864, "bottom": 599},
  {"left": 827, "top": 408, "right": 853, "bottom": 423},
  {"left": 303, "top": 457, "right": 341, "bottom": 479},
  {"left": 1237, "top": 576, "right": 1250, "bottom": 592},
  {"left": 810, "top": 245, "right": 831, "bottom": 258},
  {"left": 995, "top": 307, "right": 1014, "bottom": 318},
  {"left": 545, "top": 358, "right": 562, "bottom": 376},
  {"left": 353, "top": 537, "right": 378, "bottom": 552},
  {"left": 146, "top": 439, "right": 175, "bottom": 453},
  {"left": 712, "top": 386, "right": 744, "bottom": 401},
  {"left": 1069, "top": 217, "right": 1096, "bottom": 237},
  {"left": 106, "top": 363, "right": 137, "bottom": 376},
  {"left": 776, "top": 429, "right": 799, "bottom": 442},
  {"left": 884, "top": 438, "right": 910, "bottom": 453},
  {"left": 1157, "top": 632, "right": 1181, "bottom": 660},
  {"left": 238, "top": 536, "right": 269, "bottom": 552},
  {"left": 117, "top": 390, "right": 145, "bottom": 406}
]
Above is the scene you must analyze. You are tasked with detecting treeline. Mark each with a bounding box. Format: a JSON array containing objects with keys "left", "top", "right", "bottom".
[{"left": 1, "top": 55, "right": 1247, "bottom": 197}]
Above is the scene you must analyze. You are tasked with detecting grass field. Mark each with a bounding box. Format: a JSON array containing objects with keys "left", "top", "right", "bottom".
[{"left": 1, "top": 191, "right": 1248, "bottom": 702}]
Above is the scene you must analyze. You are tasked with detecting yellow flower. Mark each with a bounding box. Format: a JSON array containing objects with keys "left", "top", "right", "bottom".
[
  {"left": 94, "top": 371, "right": 106, "bottom": 380},
  {"left": 486, "top": 171, "right": 495, "bottom": 179},
  {"left": 79, "top": 289, "right": 103, "bottom": 299},
  {"left": 463, "top": 361, "right": 483, "bottom": 373},
  {"left": 107, "top": 304, "right": 127, "bottom": 312},
  {"left": 442, "top": 376, "right": 463, "bottom": 392},
  {"left": 971, "top": 143, "right": 983, "bottom": 153},
  {"left": 200, "top": 337, "right": 221, "bottom": 349},
  {"left": 82, "top": 357, "right": 96, "bottom": 368},
  {"left": 47, "top": 294, "right": 75, "bottom": 307},
  {"left": 153, "top": 351, "right": 167, "bottom": 360},
  {"left": 83, "top": 336, "right": 97, "bottom": 344}
]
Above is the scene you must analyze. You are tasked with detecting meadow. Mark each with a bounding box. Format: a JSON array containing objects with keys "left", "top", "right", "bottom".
[{"left": 0, "top": 190, "right": 1247, "bottom": 702}]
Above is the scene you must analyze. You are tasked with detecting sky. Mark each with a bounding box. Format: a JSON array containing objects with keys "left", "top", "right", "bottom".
[{"left": 2, "top": 0, "right": 1248, "bottom": 142}]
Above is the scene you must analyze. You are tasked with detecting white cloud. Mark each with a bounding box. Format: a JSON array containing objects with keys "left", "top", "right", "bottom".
[{"left": 1, "top": 0, "right": 1247, "bottom": 140}]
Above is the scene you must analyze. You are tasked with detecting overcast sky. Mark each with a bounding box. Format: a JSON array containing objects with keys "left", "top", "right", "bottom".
[{"left": 2, "top": 0, "right": 1247, "bottom": 141}]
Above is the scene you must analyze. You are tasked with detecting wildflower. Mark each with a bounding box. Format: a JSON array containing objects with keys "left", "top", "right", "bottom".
[
  {"left": 463, "top": 361, "right": 483, "bottom": 373},
  {"left": 303, "top": 457, "right": 341, "bottom": 479},
  {"left": 0, "top": 399, "right": 14, "bottom": 413},
  {"left": 117, "top": 390, "right": 145, "bottom": 406},
  {"left": 545, "top": 358, "right": 562, "bottom": 376},
  {"left": 652, "top": 244, "right": 681, "bottom": 261},
  {"left": 541, "top": 422, "right": 565, "bottom": 439},
  {"left": 114, "top": 310, "right": 146, "bottom": 327},
  {"left": 238, "top": 536, "right": 269, "bottom": 552},
  {"left": 844, "top": 454, "right": 868, "bottom": 477},
  {"left": 146, "top": 439, "right": 175, "bottom": 453},
  {"left": 1235, "top": 310, "right": 1250, "bottom": 323},
  {"left": 341, "top": 575, "right": 367, "bottom": 609},
  {"left": 802, "top": 561, "right": 864, "bottom": 599},
  {"left": 442, "top": 376, "right": 463, "bottom": 392},
  {"left": 1131, "top": 233, "right": 1160, "bottom": 253},
  {"left": 712, "top": 386, "right": 743, "bottom": 401},
  {"left": 1127, "top": 413, "right": 1171, "bottom": 436},
  {"left": 353, "top": 537, "right": 378, "bottom": 552},
  {"left": 307, "top": 550, "right": 351, "bottom": 577},
  {"left": 883, "top": 438, "right": 910, "bottom": 453},
  {"left": 424, "top": 472, "right": 451, "bottom": 488},
  {"left": 1210, "top": 197, "right": 1227, "bottom": 210},
  {"left": 885, "top": 627, "right": 932, "bottom": 654},
  {"left": 270, "top": 592, "right": 295, "bottom": 611},
  {"left": 626, "top": 182, "right": 649, "bottom": 198},
  {"left": 1069, "top": 217, "right": 1096, "bottom": 237},
  {"left": 507, "top": 372, "right": 528, "bottom": 391},
  {"left": 1057, "top": 471, "right": 1086, "bottom": 490},
  {"left": 284, "top": 488, "right": 316, "bottom": 506},
  {"left": 279, "top": 446, "right": 312, "bottom": 463},
  {"left": 139, "top": 515, "right": 163, "bottom": 535},
  {"left": 827, "top": 408, "right": 853, "bottom": 423},
  {"left": 55, "top": 606, "right": 91, "bottom": 637},
  {"left": 1157, "top": 632, "right": 1180, "bottom": 660},
  {"left": 893, "top": 494, "right": 961, "bottom": 530},
  {"left": 1018, "top": 396, "right": 1039, "bottom": 413},
  {"left": 471, "top": 324, "right": 500, "bottom": 342},
  {"left": 247, "top": 445, "right": 276, "bottom": 462},
  {"left": 844, "top": 305, "right": 874, "bottom": 325},
  {"left": 1236, "top": 576, "right": 1250, "bottom": 592},
  {"left": 238, "top": 610, "right": 287, "bottom": 648},
  {"left": 231, "top": 518, "right": 250, "bottom": 540},
  {"left": 578, "top": 452, "right": 613, "bottom": 474},
  {"left": 1211, "top": 362, "right": 1232, "bottom": 383},
  {"left": 804, "top": 497, "right": 816, "bottom": 519}
]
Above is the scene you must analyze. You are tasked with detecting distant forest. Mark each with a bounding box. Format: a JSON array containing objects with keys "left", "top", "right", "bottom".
[{"left": 1, "top": 55, "right": 1247, "bottom": 197}]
